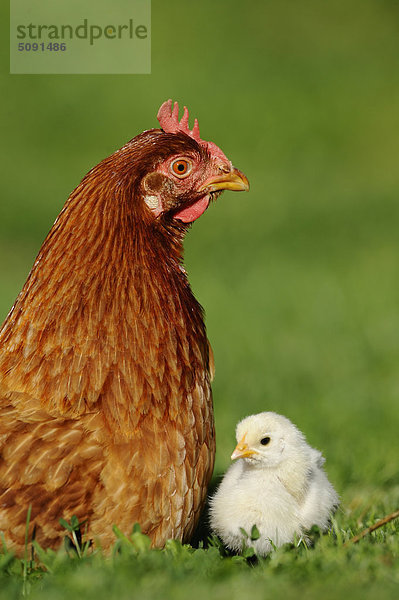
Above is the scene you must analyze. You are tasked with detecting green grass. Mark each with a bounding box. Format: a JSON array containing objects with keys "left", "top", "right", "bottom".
[
  {"left": 1, "top": 0, "right": 399, "bottom": 597},
  {"left": 0, "top": 506, "right": 399, "bottom": 600}
]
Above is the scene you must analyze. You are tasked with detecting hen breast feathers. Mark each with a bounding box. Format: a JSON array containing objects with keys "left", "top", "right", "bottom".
[{"left": 0, "top": 101, "right": 248, "bottom": 553}]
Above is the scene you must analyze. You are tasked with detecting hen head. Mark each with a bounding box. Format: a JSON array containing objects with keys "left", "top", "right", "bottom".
[{"left": 112, "top": 99, "right": 249, "bottom": 226}]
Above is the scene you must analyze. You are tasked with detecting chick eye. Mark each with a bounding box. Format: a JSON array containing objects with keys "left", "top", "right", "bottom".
[
  {"left": 260, "top": 437, "right": 270, "bottom": 446},
  {"left": 171, "top": 158, "right": 192, "bottom": 178}
]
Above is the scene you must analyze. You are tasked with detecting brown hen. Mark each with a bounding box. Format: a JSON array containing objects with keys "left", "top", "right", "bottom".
[{"left": 0, "top": 100, "right": 249, "bottom": 554}]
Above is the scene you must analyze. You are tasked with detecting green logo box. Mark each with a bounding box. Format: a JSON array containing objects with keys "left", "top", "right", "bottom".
[{"left": 10, "top": 0, "right": 151, "bottom": 74}]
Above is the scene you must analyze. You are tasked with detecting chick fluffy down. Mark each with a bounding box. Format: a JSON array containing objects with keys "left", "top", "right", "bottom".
[{"left": 209, "top": 412, "right": 339, "bottom": 555}]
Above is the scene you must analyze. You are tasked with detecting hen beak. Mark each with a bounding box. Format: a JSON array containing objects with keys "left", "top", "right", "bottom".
[
  {"left": 231, "top": 435, "right": 257, "bottom": 460},
  {"left": 199, "top": 167, "right": 250, "bottom": 194}
]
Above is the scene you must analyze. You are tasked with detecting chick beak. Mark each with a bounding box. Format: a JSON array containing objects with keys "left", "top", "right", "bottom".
[
  {"left": 231, "top": 436, "right": 257, "bottom": 460},
  {"left": 199, "top": 167, "right": 250, "bottom": 194}
]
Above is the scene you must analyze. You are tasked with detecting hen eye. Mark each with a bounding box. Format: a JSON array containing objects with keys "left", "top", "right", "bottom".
[
  {"left": 171, "top": 158, "right": 192, "bottom": 178},
  {"left": 260, "top": 437, "right": 270, "bottom": 446}
]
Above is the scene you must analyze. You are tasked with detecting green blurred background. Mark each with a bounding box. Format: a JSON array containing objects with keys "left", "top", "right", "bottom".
[{"left": 2, "top": 0, "right": 399, "bottom": 505}]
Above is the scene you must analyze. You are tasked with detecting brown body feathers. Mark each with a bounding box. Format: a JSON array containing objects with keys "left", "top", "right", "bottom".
[{"left": 0, "top": 102, "right": 248, "bottom": 553}]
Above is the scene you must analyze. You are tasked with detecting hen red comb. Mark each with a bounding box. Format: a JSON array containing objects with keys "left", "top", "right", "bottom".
[
  {"left": 157, "top": 99, "right": 201, "bottom": 143},
  {"left": 157, "top": 99, "right": 229, "bottom": 164}
]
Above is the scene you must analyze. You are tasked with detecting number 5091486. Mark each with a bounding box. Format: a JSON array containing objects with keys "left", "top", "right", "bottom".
[{"left": 18, "top": 43, "right": 67, "bottom": 51}]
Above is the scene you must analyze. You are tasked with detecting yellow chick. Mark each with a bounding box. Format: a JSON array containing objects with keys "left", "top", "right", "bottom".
[{"left": 209, "top": 412, "right": 339, "bottom": 555}]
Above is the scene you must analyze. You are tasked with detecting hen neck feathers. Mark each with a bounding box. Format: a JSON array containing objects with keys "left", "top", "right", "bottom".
[{"left": 0, "top": 175, "right": 208, "bottom": 434}]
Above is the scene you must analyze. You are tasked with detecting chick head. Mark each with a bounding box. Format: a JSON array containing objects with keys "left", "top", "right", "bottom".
[{"left": 231, "top": 412, "right": 307, "bottom": 468}]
